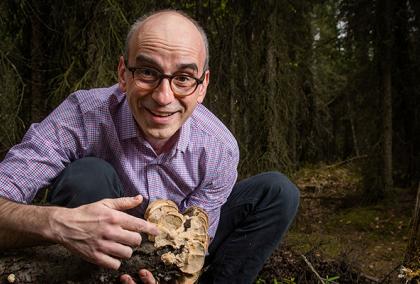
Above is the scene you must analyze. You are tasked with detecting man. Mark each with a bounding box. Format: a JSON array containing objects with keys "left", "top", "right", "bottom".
[{"left": 0, "top": 10, "right": 299, "bottom": 284}]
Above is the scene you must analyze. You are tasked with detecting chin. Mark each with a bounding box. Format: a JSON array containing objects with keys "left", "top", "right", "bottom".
[{"left": 148, "top": 128, "right": 177, "bottom": 140}]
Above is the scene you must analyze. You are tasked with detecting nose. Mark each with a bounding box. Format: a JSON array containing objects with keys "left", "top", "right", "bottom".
[{"left": 151, "top": 78, "right": 176, "bottom": 106}]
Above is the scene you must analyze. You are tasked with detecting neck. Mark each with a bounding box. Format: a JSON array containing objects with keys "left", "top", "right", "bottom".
[
  {"left": 146, "top": 132, "right": 179, "bottom": 155},
  {"left": 148, "top": 138, "right": 170, "bottom": 155}
]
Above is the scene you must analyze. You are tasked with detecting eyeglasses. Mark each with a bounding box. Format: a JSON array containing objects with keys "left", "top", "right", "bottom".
[{"left": 126, "top": 65, "right": 206, "bottom": 97}]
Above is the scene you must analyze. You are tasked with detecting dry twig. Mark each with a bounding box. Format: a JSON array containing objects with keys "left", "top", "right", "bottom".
[{"left": 301, "top": 254, "right": 326, "bottom": 284}]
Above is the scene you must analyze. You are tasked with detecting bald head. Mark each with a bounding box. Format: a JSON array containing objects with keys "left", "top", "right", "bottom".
[{"left": 124, "top": 10, "right": 209, "bottom": 71}]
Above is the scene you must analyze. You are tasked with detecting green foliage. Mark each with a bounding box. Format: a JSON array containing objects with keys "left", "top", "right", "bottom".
[
  {"left": 0, "top": 0, "right": 26, "bottom": 155},
  {"left": 325, "top": 275, "right": 340, "bottom": 283},
  {"left": 45, "top": 1, "right": 150, "bottom": 106}
]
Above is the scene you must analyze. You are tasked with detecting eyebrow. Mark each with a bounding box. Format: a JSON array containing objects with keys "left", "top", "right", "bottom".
[
  {"left": 176, "top": 63, "right": 198, "bottom": 73},
  {"left": 134, "top": 54, "right": 198, "bottom": 73},
  {"left": 135, "top": 54, "right": 157, "bottom": 66}
]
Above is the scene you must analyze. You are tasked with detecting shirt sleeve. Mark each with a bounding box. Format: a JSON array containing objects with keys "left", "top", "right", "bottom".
[
  {"left": 0, "top": 94, "right": 87, "bottom": 203},
  {"left": 181, "top": 145, "right": 240, "bottom": 240}
]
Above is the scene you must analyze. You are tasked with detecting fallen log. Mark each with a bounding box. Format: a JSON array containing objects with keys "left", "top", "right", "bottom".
[{"left": 0, "top": 244, "right": 129, "bottom": 283}]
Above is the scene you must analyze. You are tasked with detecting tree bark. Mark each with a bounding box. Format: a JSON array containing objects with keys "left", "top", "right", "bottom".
[
  {"left": 404, "top": 183, "right": 420, "bottom": 265},
  {"left": 0, "top": 243, "right": 160, "bottom": 284},
  {"left": 378, "top": 0, "right": 393, "bottom": 192},
  {"left": 30, "top": 2, "right": 48, "bottom": 123},
  {"left": 382, "top": 62, "right": 393, "bottom": 192},
  {"left": 347, "top": 100, "right": 360, "bottom": 157}
]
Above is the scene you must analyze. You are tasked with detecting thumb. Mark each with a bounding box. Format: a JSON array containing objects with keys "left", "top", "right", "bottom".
[
  {"left": 120, "top": 274, "right": 136, "bottom": 284},
  {"left": 103, "top": 195, "right": 143, "bottom": 211},
  {"left": 139, "top": 269, "right": 156, "bottom": 284}
]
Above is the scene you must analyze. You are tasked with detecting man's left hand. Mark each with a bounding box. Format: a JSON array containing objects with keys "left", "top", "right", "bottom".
[{"left": 120, "top": 269, "right": 157, "bottom": 284}]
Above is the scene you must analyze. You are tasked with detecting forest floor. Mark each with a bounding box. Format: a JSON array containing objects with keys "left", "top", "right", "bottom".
[{"left": 257, "top": 163, "right": 416, "bottom": 284}]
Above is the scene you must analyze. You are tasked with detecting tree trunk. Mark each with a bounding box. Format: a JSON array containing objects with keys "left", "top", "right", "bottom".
[
  {"left": 267, "top": 12, "right": 277, "bottom": 166},
  {"left": 383, "top": 61, "right": 393, "bottom": 192},
  {"left": 228, "top": 17, "right": 237, "bottom": 135},
  {"left": 379, "top": 0, "right": 393, "bottom": 192},
  {"left": 404, "top": 184, "right": 420, "bottom": 265},
  {"left": 347, "top": 100, "right": 360, "bottom": 157},
  {"left": 30, "top": 2, "right": 48, "bottom": 123}
]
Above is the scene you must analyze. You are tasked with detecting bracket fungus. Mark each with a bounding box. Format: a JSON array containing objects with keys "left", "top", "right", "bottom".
[{"left": 140, "top": 200, "right": 209, "bottom": 283}]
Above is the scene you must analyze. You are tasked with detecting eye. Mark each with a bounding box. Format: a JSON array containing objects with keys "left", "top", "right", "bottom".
[
  {"left": 135, "top": 67, "right": 159, "bottom": 82},
  {"left": 173, "top": 75, "right": 195, "bottom": 86}
]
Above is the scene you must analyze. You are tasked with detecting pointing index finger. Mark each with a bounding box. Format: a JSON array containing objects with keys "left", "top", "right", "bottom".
[{"left": 117, "top": 211, "right": 159, "bottom": 236}]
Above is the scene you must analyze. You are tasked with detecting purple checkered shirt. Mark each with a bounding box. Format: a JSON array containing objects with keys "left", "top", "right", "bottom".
[{"left": 0, "top": 84, "right": 239, "bottom": 239}]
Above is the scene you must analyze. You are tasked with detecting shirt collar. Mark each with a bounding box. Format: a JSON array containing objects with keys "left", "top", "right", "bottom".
[
  {"left": 114, "top": 88, "right": 139, "bottom": 141},
  {"left": 175, "top": 116, "right": 191, "bottom": 153}
]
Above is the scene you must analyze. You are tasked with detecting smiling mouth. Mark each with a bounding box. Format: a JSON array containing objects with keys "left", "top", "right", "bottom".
[{"left": 147, "top": 108, "right": 177, "bottom": 117}]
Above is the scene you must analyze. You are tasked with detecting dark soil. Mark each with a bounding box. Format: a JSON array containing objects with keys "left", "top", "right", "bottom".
[
  {"left": 257, "top": 245, "right": 384, "bottom": 284},
  {"left": 256, "top": 164, "right": 416, "bottom": 284}
]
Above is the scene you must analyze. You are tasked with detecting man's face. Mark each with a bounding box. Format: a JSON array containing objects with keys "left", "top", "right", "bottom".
[{"left": 118, "top": 13, "right": 209, "bottom": 143}]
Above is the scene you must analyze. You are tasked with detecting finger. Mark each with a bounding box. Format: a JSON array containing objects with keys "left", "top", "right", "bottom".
[
  {"left": 116, "top": 212, "right": 159, "bottom": 236},
  {"left": 94, "top": 251, "right": 121, "bottom": 270},
  {"left": 120, "top": 274, "right": 136, "bottom": 284},
  {"left": 139, "top": 269, "right": 156, "bottom": 284},
  {"left": 102, "top": 195, "right": 143, "bottom": 211},
  {"left": 100, "top": 240, "right": 133, "bottom": 259},
  {"left": 105, "top": 227, "right": 142, "bottom": 247}
]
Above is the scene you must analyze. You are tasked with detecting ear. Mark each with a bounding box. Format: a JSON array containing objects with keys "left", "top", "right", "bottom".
[
  {"left": 118, "top": 56, "right": 127, "bottom": 92},
  {"left": 197, "top": 70, "right": 210, "bottom": 104}
]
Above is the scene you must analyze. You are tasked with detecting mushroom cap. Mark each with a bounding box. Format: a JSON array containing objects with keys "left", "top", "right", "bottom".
[
  {"left": 178, "top": 241, "right": 206, "bottom": 274},
  {"left": 144, "top": 199, "right": 209, "bottom": 281},
  {"left": 184, "top": 206, "right": 209, "bottom": 229},
  {"left": 145, "top": 199, "right": 178, "bottom": 221}
]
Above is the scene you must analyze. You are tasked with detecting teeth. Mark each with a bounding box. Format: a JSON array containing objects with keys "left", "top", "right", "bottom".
[{"left": 150, "top": 110, "right": 174, "bottom": 117}]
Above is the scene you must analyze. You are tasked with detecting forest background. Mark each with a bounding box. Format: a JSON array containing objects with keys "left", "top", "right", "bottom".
[{"left": 1, "top": 0, "right": 420, "bottom": 283}]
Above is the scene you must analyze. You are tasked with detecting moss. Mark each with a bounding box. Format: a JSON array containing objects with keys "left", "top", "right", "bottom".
[
  {"left": 285, "top": 232, "right": 344, "bottom": 258},
  {"left": 325, "top": 205, "right": 410, "bottom": 239}
]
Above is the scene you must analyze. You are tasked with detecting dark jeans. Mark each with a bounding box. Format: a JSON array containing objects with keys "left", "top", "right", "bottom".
[{"left": 48, "top": 157, "right": 300, "bottom": 284}]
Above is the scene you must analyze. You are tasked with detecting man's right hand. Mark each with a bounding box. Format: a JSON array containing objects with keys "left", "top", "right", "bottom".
[{"left": 49, "top": 195, "right": 159, "bottom": 270}]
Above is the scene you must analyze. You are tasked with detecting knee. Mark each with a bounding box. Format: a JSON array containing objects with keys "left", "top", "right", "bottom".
[
  {"left": 60, "top": 157, "right": 119, "bottom": 186},
  {"left": 260, "top": 171, "right": 300, "bottom": 212},
  {"left": 49, "top": 157, "right": 123, "bottom": 207},
  {"left": 67, "top": 157, "right": 117, "bottom": 176}
]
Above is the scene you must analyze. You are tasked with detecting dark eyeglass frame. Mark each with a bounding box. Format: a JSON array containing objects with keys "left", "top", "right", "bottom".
[{"left": 126, "top": 64, "right": 206, "bottom": 97}]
